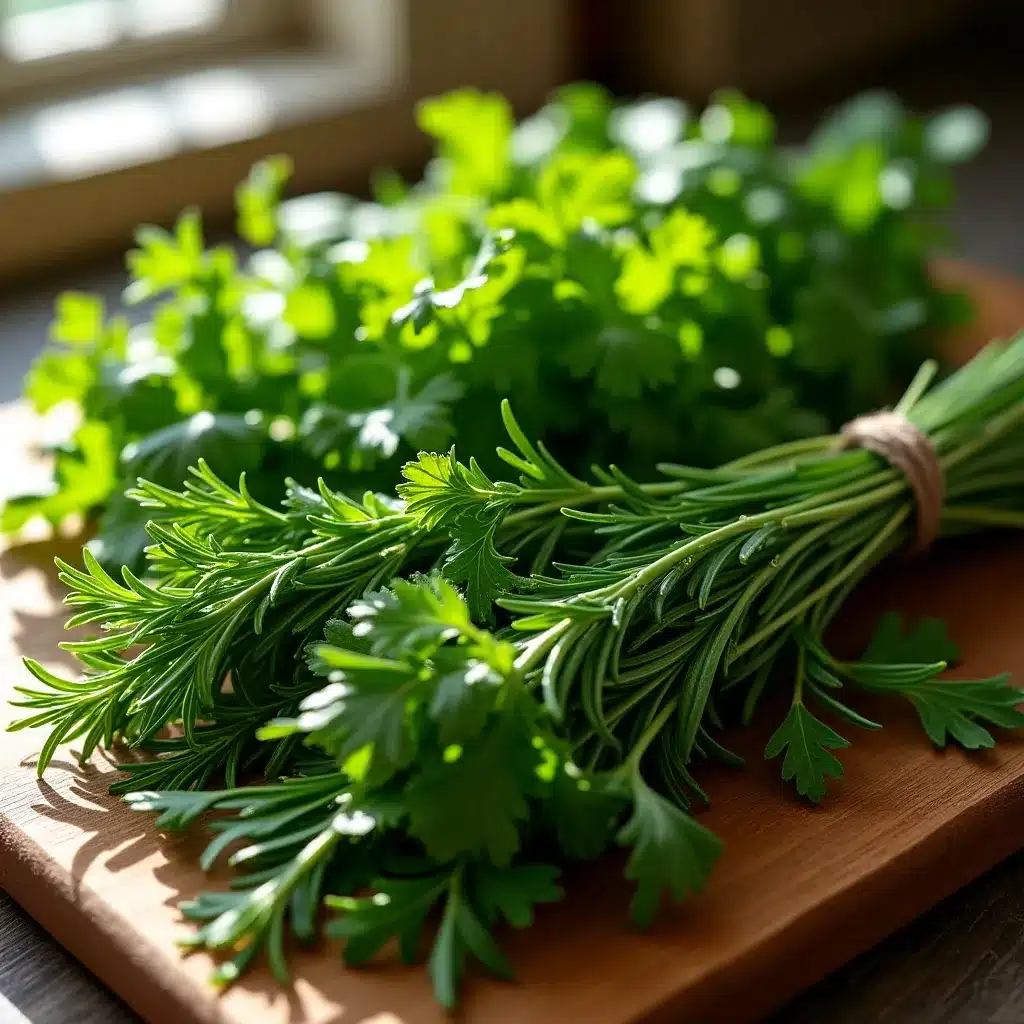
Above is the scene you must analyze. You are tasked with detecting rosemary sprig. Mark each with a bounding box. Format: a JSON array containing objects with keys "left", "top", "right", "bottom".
[{"left": 13, "top": 333, "right": 1024, "bottom": 1007}]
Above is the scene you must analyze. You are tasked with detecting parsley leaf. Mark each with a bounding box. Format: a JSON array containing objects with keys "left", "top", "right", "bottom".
[
  {"left": 328, "top": 871, "right": 451, "bottom": 967},
  {"left": 276, "top": 650, "right": 421, "bottom": 783},
  {"left": 406, "top": 719, "right": 536, "bottom": 866},
  {"left": 472, "top": 862, "right": 562, "bottom": 928},
  {"left": 441, "top": 507, "right": 520, "bottom": 623},
  {"left": 850, "top": 614, "right": 1024, "bottom": 749},
  {"left": 861, "top": 612, "right": 960, "bottom": 666},
  {"left": 764, "top": 702, "right": 849, "bottom": 803},
  {"left": 617, "top": 772, "right": 722, "bottom": 927}
]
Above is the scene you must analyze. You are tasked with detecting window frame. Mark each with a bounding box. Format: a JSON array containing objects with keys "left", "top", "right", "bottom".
[
  {"left": 0, "top": 0, "right": 573, "bottom": 283},
  {"left": 0, "top": 0, "right": 298, "bottom": 106}
]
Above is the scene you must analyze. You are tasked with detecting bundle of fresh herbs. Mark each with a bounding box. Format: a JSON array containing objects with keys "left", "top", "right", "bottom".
[
  {"left": 3, "top": 85, "right": 987, "bottom": 571},
  {"left": 13, "top": 331, "right": 1024, "bottom": 1006}
]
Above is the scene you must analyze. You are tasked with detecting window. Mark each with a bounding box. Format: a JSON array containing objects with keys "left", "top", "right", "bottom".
[
  {"left": 0, "top": 0, "right": 292, "bottom": 103},
  {"left": 0, "top": 0, "right": 572, "bottom": 282}
]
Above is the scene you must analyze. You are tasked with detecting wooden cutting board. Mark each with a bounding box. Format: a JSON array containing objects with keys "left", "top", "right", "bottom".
[{"left": 2, "top": 261, "right": 1024, "bottom": 1024}]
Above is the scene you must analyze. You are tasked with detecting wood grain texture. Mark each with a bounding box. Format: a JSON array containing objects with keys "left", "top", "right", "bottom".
[
  {"left": 0, "top": 891, "right": 136, "bottom": 1024},
  {"left": 1, "top": 262, "right": 1023, "bottom": 1024}
]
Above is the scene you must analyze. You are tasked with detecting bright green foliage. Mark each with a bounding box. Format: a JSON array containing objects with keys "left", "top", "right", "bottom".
[
  {"left": 112, "top": 573, "right": 716, "bottom": 1006},
  {"left": 4, "top": 85, "right": 985, "bottom": 570},
  {"left": 19, "top": 336, "right": 1024, "bottom": 1007}
]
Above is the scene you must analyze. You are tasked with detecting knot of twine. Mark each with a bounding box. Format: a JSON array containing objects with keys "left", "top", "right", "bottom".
[{"left": 837, "top": 410, "right": 944, "bottom": 552}]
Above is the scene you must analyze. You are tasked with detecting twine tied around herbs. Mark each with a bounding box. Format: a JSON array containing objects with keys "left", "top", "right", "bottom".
[{"left": 837, "top": 410, "right": 944, "bottom": 553}]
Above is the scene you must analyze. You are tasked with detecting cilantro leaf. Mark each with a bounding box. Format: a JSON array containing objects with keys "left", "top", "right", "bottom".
[
  {"left": 417, "top": 88, "right": 513, "bottom": 196},
  {"left": 300, "top": 373, "right": 463, "bottom": 466},
  {"left": 472, "top": 862, "right": 562, "bottom": 928},
  {"left": 24, "top": 348, "right": 95, "bottom": 413},
  {"left": 347, "top": 575, "right": 473, "bottom": 658},
  {"left": 397, "top": 451, "right": 493, "bottom": 530},
  {"left": 442, "top": 508, "right": 521, "bottom": 623},
  {"left": 851, "top": 615, "right": 1024, "bottom": 749},
  {"left": 563, "top": 323, "right": 678, "bottom": 399},
  {"left": 764, "top": 701, "right": 849, "bottom": 803},
  {"left": 51, "top": 292, "right": 105, "bottom": 345},
  {"left": 617, "top": 773, "right": 722, "bottom": 927},
  {"left": 537, "top": 152, "right": 637, "bottom": 233},
  {"left": 125, "top": 209, "right": 206, "bottom": 302},
  {"left": 546, "top": 768, "right": 624, "bottom": 860},
  {"left": 279, "top": 651, "right": 421, "bottom": 783},
  {"left": 328, "top": 871, "right": 450, "bottom": 967},
  {"left": 2, "top": 421, "right": 117, "bottom": 533},
  {"left": 861, "top": 612, "right": 960, "bottom": 666},
  {"left": 406, "top": 720, "right": 536, "bottom": 866},
  {"left": 236, "top": 155, "right": 293, "bottom": 247},
  {"left": 428, "top": 648, "right": 502, "bottom": 746},
  {"left": 899, "top": 677, "right": 1024, "bottom": 750},
  {"left": 122, "top": 412, "right": 266, "bottom": 489}
]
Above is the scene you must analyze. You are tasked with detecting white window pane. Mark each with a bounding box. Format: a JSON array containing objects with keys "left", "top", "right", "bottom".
[
  {"left": 124, "top": 0, "right": 228, "bottom": 39},
  {"left": 1, "top": 0, "right": 120, "bottom": 62},
  {"left": 33, "top": 89, "right": 178, "bottom": 178},
  {"left": 166, "top": 68, "right": 272, "bottom": 146}
]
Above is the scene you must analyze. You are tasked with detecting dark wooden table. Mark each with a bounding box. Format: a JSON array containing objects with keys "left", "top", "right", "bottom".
[{"left": 7, "top": 845, "right": 1024, "bottom": 1024}]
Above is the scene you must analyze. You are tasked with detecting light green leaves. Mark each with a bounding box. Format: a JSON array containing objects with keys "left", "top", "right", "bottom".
[
  {"left": 537, "top": 151, "right": 637, "bottom": 234},
  {"left": 418, "top": 88, "right": 513, "bottom": 196},
  {"left": 284, "top": 281, "right": 336, "bottom": 339},
  {"left": 278, "top": 651, "right": 420, "bottom": 783},
  {"left": 236, "top": 155, "right": 293, "bottom": 246},
  {"left": 126, "top": 208, "right": 206, "bottom": 302},
  {"left": 348, "top": 575, "right": 473, "bottom": 657},
  {"left": 615, "top": 208, "right": 716, "bottom": 314},
  {"left": 617, "top": 772, "right": 722, "bottom": 928},
  {"left": 764, "top": 702, "right": 849, "bottom": 803},
  {"left": 51, "top": 292, "right": 105, "bottom": 345},
  {"left": 398, "top": 450, "right": 493, "bottom": 529},
  {"left": 2, "top": 421, "right": 117, "bottom": 533}
]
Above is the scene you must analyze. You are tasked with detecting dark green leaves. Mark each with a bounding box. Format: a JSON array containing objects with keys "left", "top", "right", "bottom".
[
  {"left": 121, "top": 412, "right": 266, "bottom": 490},
  {"left": 764, "top": 702, "right": 849, "bottom": 803},
  {"left": 850, "top": 614, "right": 1024, "bottom": 750},
  {"left": 861, "top": 613, "right": 960, "bottom": 666},
  {"left": 406, "top": 720, "right": 536, "bottom": 866},
  {"left": 328, "top": 871, "right": 450, "bottom": 968},
  {"left": 473, "top": 862, "right": 562, "bottom": 929},
  {"left": 617, "top": 773, "right": 722, "bottom": 927},
  {"left": 902, "top": 677, "right": 1024, "bottom": 750},
  {"left": 440, "top": 508, "right": 521, "bottom": 623}
]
